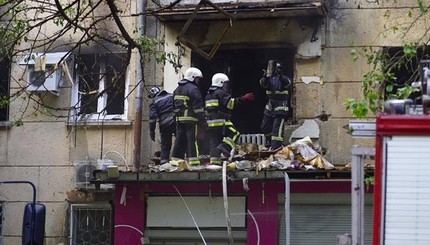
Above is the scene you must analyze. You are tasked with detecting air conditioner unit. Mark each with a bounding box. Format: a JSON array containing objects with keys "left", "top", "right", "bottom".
[
  {"left": 27, "top": 66, "right": 61, "bottom": 93},
  {"left": 19, "top": 52, "right": 72, "bottom": 94},
  {"left": 73, "top": 160, "right": 97, "bottom": 190},
  {"left": 73, "top": 160, "right": 114, "bottom": 190}
]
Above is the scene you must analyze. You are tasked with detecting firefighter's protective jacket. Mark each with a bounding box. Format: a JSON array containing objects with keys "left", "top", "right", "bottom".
[
  {"left": 149, "top": 90, "right": 174, "bottom": 132},
  {"left": 205, "top": 86, "right": 243, "bottom": 127},
  {"left": 173, "top": 79, "right": 205, "bottom": 124},
  {"left": 260, "top": 72, "right": 292, "bottom": 117}
]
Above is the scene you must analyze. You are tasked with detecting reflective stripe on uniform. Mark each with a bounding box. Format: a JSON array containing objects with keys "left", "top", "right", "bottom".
[
  {"left": 228, "top": 126, "right": 240, "bottom": 142},
  {"left": 193, "top": 124, "right": 199, "bottom": 156},
  {"left": 277, "top": 118, "right": 285, "bottom": 138},
  {"left": 205, "top": 99, "right": 219, "bottom": 107},
  {"left": 210, "top": 157, "right": 221, "bottom": 165},
  {"left": 266, "top": 90, "right": 289, "bottom": 95},
  {"left": 271, "top": 136, "right": 284, "bottom": 142},
  {"left": 227, "top": 98, "right": 235, "bottom": 110},
  {"left": 194, "top": 107, "right": 204, "bottom": 113},
  {"left": 207, "top": 119, "right": 226, "bottom": 127},
  {"left": 177, "top": 116, "right": 198, "bottom": 122},
  {"left": 174, "top": 95, "right": 190, "bottom": 100},
  {"left": 223, "top": 137, "right": 235, "bottom": 149},
  {"left": 189, "top": 157, "right": 200, "bottom": 165},
  {"left": 274, "top": 106, "right": 289, "bottom": 111}
]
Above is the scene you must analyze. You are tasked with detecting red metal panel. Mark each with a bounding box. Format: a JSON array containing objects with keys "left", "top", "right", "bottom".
[
  {"left": 114, "top": 181, "right": 353, "bottom": 245},
  {"left": 376, "top": 114, "right": 430, "bottom": 135},
  {"left": 373, "top": 114, "right": 430, "bottom": 245}
]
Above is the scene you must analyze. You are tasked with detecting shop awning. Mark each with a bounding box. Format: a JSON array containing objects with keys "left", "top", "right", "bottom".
[{"left": 149, "top": 0, "right": 326, "bottom": 22}]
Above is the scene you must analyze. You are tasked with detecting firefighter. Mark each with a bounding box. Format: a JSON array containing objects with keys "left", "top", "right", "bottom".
[
  {"left": 148, "top": 86, "right": 175, "bottom": 164},
  {"left": 260, "top": 60, "right": 292, "bottom": 150},
  {"left": 205, "top": 73, "right": 254, "bottom": 165},
  {"left": 171, "top": 67, "right": 206, "bottom": 168}
]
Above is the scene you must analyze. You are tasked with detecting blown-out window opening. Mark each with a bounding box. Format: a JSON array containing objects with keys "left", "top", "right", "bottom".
[{"left": 74, "top": 53, "right": 128, "bottom": 121}]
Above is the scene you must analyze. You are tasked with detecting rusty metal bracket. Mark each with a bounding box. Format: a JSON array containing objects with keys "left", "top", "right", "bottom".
[{"left": 177, "top": 0, "right": 236, "bottom": 60}]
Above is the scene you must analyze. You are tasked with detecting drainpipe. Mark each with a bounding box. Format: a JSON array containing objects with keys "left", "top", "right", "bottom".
[{"left": 133, "top": 0, "right": 146, "bottom": 171}]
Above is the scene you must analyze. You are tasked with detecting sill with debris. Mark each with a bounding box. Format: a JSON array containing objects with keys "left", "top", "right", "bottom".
[{"left": 146, "top": 136, "right": 371, "bottom": 173}]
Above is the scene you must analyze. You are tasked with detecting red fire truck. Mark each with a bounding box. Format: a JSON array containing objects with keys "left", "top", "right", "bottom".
[{"left": 373, "top": 114, "right": 430, "bottom": 245}]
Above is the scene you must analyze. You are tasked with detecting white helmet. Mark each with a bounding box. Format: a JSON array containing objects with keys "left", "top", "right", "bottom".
[
  {"left": 211, "top": 73, "right": 229, "bottom": 87},
  {"left": 149, "top": 86, "right": 161, "bottom": 98},
  {"left": 184, "top": 67, "right": 203, "bottom": 81}
]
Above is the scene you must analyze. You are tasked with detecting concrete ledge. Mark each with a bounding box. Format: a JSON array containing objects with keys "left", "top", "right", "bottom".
[{"left": 92, "top": 169, "right": 374, "bottom": 184}]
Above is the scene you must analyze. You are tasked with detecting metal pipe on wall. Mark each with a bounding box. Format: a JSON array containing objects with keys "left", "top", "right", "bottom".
[{"left": 133, "top": 0, "right": 146, "bottom": 170}]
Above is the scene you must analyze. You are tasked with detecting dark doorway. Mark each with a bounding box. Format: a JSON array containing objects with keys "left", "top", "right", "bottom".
[{"left": 192, "top": 47, "right": 295, "bottom": 134}]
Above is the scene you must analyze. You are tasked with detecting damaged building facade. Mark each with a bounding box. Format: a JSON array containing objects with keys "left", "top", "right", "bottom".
[{"left": 0, "top": 0, "right": 422, "bottom": 244}]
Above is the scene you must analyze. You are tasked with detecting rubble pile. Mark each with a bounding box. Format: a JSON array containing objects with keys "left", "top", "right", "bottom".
[{"left": 148, "top": 136, "right": 338, "bottom": 173}]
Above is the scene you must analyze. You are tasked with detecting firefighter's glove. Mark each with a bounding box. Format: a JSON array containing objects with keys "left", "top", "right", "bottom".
[
  {"left": 150, "top": 131, "right": 156, "bottom": 142},
  {"left": 241, "top": 93, "right": 255, "bottom": 103}
]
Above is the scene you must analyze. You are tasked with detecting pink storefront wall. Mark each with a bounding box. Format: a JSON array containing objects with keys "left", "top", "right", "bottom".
[{"left": 114, "top": 180, "right": 351, "bottom": 245}]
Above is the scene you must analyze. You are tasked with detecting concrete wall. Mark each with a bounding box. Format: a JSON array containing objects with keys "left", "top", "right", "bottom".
[{"left": 0, "top": 1, "right": 138, "bottom": 244}]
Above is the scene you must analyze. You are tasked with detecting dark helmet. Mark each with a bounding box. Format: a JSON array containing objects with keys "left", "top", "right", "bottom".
[{"left": 149, "top": 86, "right": 161, "bottom": 98}]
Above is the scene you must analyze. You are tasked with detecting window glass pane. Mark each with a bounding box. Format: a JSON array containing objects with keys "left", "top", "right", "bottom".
[
  {"left": 0, "top": 58, "right": 10, "bottom": 122},
  {"left": 77, "top": 54, "right": 100, "bottom": 115},
  {"left": 104, "top": 53, "right": 126, "bottom": 115}
]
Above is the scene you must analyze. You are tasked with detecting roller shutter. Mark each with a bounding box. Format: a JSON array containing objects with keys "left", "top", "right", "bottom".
[
  {"left": 383, "top": 136, "right": 430, "bottom": 245},
  {"left": 278, "top": 193, "right": 373, "bottom": 245},
  {"left": 144, "top": 196, "right": 246, "bottom": 245}
]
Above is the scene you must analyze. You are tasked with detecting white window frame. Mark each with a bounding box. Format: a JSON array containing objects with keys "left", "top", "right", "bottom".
[{"left": 71, "top": 53, "right": 129, "bottom": 121}]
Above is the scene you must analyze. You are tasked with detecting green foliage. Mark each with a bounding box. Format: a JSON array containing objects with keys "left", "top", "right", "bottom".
[
  {"left": 344, "top": 1, "right": 430, "bottom": 118},
  {"left": 0, "top": 2, "right": 29, "bottom": 56},
  {"left": 0, "top": 95, "right": 9, "bottom": 108},
  {"left": 135, "top": 35, "right": 182, "bottom": 69},
  {"left": 136, "top": 35, "right": 160, "bottom": 54},
  {"left": 345, "top": 42, "right": 423, "bottom": 118},
  {"left": 344, "top": 98, "right": 369, "bottom": 118},
  {"left": 12, "top": 119, "right": 23, "bottom": 127},
  {"left": 365, "top": 176, "right": 374, "bottom": 192}
]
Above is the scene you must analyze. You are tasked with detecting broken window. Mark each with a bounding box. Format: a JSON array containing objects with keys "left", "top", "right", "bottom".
[
  {"left": 384, "top": 46, "right": 427, "bottom": 103},
  {"left": 176, "top": 0, "right": 235, "bottom": 60},
  {"left": 73, "top": 53, "right": 128, "bottom": 120}
]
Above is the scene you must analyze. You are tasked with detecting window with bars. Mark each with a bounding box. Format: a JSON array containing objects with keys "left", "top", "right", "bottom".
[{"left": 70, "top": 204, "right": 112, "bottom": 245}]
